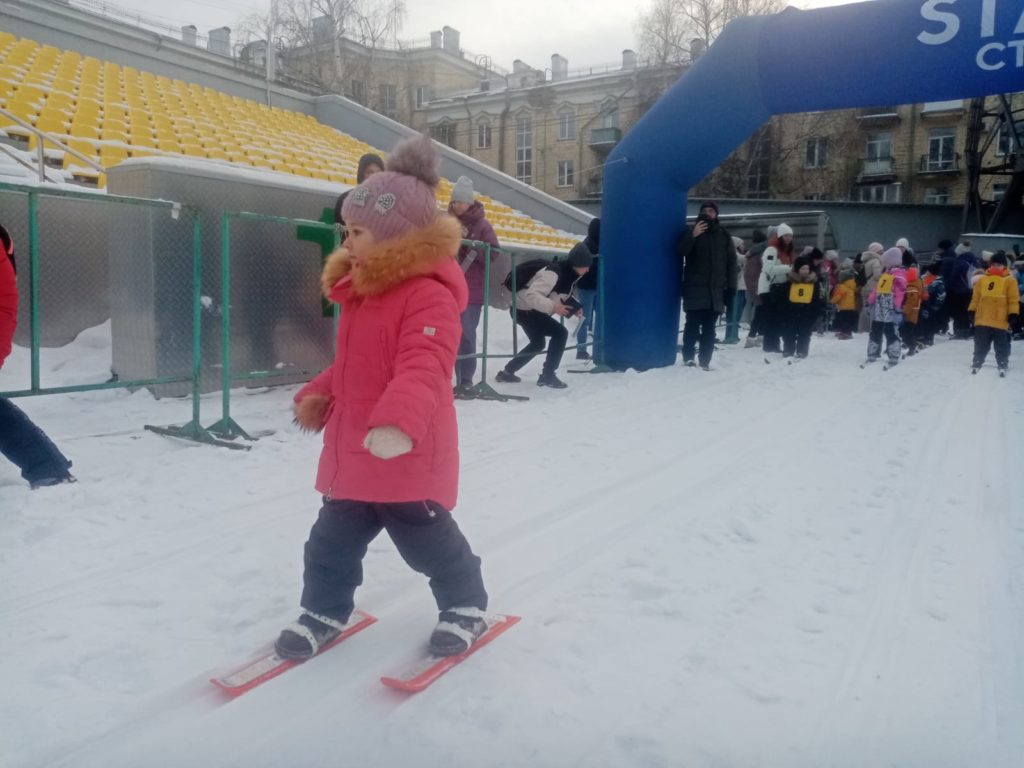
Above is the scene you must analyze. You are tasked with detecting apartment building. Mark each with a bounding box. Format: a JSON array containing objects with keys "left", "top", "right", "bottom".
[{"left": 410, "top": 52, "right": 685, "bottom": 203}]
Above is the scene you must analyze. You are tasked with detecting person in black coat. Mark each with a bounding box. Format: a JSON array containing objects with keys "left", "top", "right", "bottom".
[{"left": 676, "top": 201, "right": 737, "bottom": 369}]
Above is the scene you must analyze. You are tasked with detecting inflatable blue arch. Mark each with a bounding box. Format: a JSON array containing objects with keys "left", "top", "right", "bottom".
[{"left": 600, "top": 0, "right": 1024, "bottom": 370}]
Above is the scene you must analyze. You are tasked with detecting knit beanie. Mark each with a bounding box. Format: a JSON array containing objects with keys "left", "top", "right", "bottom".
[
  {"left": 356, "top": 153, "right": 385, "bottom": 184},
  {"left": 700, "top": 200, "right": 719, "bottom": 215},
  {"left": 991, "top": 252, "right": 1008, "bottom": 266},
  {"left": 882, "top": 247, "right": 902, "bottom": 269},
  {"left": 868, "top": 242, "right": 884, "bottom": 255},
  {"left": 451, "top": 175, "right": 475, "bottom": 204},
  {"left": 776, "top": 222, "right": 793, "bottom": 238},
  {"left": 955, "top": 242, "right": 970, "bottom": 255},
  {"left": 752, "top": 228, "right": 767, "bottom": 244},
  {"left": 937, "top": 239, "right": 953, "bottom": 250},
  {"left": 568, "top": 242, "right": 594, "bottom": 269},
  {"left": 341, "top": 133, "right": 441, "bottom": 244},
  {"left": 896, "top": 237, "right": 910, "bottom": 250},
  {"left": 981, "top": 250, "right": 994, "bottom": 262},
  {"left": 825, "top": 249, "right": 839, "bottom": 262}
]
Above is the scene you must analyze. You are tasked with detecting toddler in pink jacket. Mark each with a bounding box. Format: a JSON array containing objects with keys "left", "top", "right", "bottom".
[{"left": 276, "top": 134, "right": 489, "bottom": 660}]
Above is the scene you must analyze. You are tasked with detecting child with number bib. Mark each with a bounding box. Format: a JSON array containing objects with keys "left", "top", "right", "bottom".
[
  {"left": 781, "top": 253, "right": 821, "bottom": 358},
  {"left": 968, "top": 251, "right": 1020, "bottom": 374},
  {"left": 276, "top": 134, "right": 489, "bottom": 661},
  {"left": 830, "top": 258, "right": 858, "bottom": 339},
  {"left": 864, "top": 247, "right": 907, "bottom": 367}
]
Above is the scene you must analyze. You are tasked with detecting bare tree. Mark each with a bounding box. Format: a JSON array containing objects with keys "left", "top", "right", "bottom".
[{"left": 637, "top": 0, "right": 786, "bottom": 63}]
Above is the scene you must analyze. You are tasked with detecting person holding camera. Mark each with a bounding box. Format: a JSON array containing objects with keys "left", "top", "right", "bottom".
[
  {"left": 495, "top": 243, "right": 593, "bottom": 389},
  {"left": 676, "top": 201, "right": 738, "bottom": 370}
]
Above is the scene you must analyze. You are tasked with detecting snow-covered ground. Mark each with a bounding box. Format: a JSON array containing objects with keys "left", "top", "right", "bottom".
[{"left": 3, "top": 317, "right": 1024, "bottom": 768}]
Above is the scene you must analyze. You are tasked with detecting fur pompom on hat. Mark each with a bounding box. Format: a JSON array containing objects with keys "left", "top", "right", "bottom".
[
  {"left": 882, "top": 247, "right": 903, "bottom": 269},
  {"left": 341, "top": 133, "right": 441, "bottom": 243},
  {"left": 450, "top": 175, "right": 475, "bottom": 204},
  {"left": 776, "top": 222, "right": 793, "bottom": 238},
  {"left": 568, "top": 241, "right": 594, "bottom": 269}
]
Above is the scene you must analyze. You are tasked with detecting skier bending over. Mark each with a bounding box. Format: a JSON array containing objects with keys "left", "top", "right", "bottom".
[{"left": 276, "top": 133, "right": 489, "bottom": 660}]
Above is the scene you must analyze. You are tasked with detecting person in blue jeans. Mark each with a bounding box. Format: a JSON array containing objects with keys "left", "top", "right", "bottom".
[
  {"left": 723, "top": 235, "right": 747, "bottom": 343},
  {"left": 0, "top": 224, "right": 74, "bottom": 489},
  {"left": 574, "top": 218, "right": 600, "bottom": 359}
]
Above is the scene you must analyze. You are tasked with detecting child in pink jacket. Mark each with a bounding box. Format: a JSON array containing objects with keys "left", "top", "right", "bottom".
[
  {"left": 276, "top": 134, "right": 489, "bottom": 660},
  {"left": 864, "top": 247, "right": 907, "bottom": 367}
]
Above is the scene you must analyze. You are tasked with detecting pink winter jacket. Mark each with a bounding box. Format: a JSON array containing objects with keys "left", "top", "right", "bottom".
[{"left": 295, "top": 215, "right": 467, "bottom": 509}]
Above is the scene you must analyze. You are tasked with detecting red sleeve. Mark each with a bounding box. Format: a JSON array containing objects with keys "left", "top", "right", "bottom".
[
  {"left": 0, "top": 255, "right": 17, "bottom": 370},
  {"left": 367, "top": 282, "right": 460, "bottom": 444},
  {"left": 294, "top": 364, "right": 334, "bottom": 403}
]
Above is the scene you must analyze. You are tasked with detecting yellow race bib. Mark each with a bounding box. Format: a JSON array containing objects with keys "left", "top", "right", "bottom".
[
  {"left": 876, "top": 274, "right": 894, "bottom": 295},
  {"left": 789, "top": 282, "right": 814, "bottom": 304},
  {"left": 981, "top": 276, "right": 1005, "bottom": 297}
]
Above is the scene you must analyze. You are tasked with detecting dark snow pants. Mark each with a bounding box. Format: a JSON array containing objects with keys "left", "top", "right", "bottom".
[
  {"left": 505, "top": 309, "right": 567, "bottom": 377},
  {"left": 0, "top": 397, "right": 73, "bottom": 485},
  {"left": 973, "top": 326, "right": 1011, "bottom": 369},
  {"left": 681, "top": 308, "right": 718, "bottom": 366},
  {"left": 301, "top": 499, "right": 488, "bottom": 623}
]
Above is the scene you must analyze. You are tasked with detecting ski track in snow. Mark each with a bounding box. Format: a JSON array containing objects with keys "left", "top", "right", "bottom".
[{"left": 2, "top": 323, "right": 1024, "bottom": 768}]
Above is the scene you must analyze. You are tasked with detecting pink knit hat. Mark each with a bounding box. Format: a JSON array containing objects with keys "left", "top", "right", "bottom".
[
  {"left": 882, "top": 247, "right": 902, "bottom": 269},
  {"left": 341, "top": 133, "right": 441, "bottom": 243}
]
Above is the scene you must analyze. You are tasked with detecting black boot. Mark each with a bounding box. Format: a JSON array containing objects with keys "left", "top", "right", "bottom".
[
  {"left": 428, "top": 607, "right": 488, "bottom": 657},
  {"left": 275, "top": 612, "right": 346, "bottom": 660},
  {"left": 495, "top": 369, "right": 521, "bottom": 383},
  {"left": 537, "top": 371, "right": 568, "bottom": 389}
]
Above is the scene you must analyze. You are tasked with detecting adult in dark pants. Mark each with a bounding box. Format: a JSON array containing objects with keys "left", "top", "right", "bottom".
[
  {"left": 743, "top": 229, "right": 768, "bottom": 347},
  {"left": 496, "top": 244, "right": 593, "bottom": 389},
  {"left": 758, "top": 223, "right": 796, "bottom": 354},
  {"left": 677, "top": 201, "right": 737, "bottom": 370},
  {"left": 949, "top": 248, "right": 978, "bottom": 339},
  {"left": 0, "top": 224, "right": 74, "bottom": 489},
  {"left": 575, "top": 218, "right": 601, "bottom": 360}
]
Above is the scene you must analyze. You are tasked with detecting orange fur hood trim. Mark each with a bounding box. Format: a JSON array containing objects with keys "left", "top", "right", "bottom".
[{"left": 321, "top": 215, "right": 463, "bottom": 298}]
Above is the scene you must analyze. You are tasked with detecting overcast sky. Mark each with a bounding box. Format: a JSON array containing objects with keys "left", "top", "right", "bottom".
[{"left": 88, "top": 0, "right": 857, "bottom": 73}]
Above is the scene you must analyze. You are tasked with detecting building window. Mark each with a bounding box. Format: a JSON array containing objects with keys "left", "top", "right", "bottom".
[
  {"left": 997, "top": 120, "right": 1022, "bottom": 156},
  {"left": 927, "top": 127, "right": 956, "bottom": 171},
  {"left": 599, "top": 102, "right": 618, "bottom": 130},
  {"left": 993, "top": 182, "right": 1008, "bottom": 201},
  {"left": 805, "top": 137, "right": 828, "bottom": 168},
  {"left": 747, "top": 126, "right": 771, "bottom": 199},
  {"left": 924, "top": 186, "right": 950, "bottom": 204},
  {"left": 557, "top": 160, "right": 574, "bottom": 187},
  {"left": 804, "top": 193, "right": 822, "bottom": 201},
  {"left": 476, "top": 119, "right": 492, "bottom": 149},
  {"left": 558, "top": 110, "right": 576, "bottom": 141},
  {"left": 377, "top": 84, "right": 397, "bottom": 118},
  {"left": 350, "top": 80, "right": 366, "bottom": 105},
  {"left": 516, "top": 116, "right": 532, "bottom": 184},
  {"left": 856, "top": 183, "right": 901, "bottom": 203},
  {"left": 431, "top": 121, "right": 456, "bottom": 149},
  {"left": 415, "top": 86, "right": 431, "bottom": 109},
  {"left": 866, "top": 132, "right": 892, "bottom": 161}
]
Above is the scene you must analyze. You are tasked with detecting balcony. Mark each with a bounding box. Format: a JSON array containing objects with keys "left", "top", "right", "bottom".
[
  {"left": 589, "top": 127, "right": 621, "bottom": 150},
  {"left": 918, "top": 153, "right": 962, "bottom": 174},
  {"left": 857, "top": 106, "right": 899, "bottom": 126},
  {"left": 921, "top": 100, "right": 966, "bottom": 119},
  {"left": 858, "top": 156, "right": 896, "bottom": 181}
]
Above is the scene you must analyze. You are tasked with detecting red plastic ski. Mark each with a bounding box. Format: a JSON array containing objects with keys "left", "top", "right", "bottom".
[
  {"left": 380, "top": 613, "right": 520, "bottom": 693},
  {"left": 211, "top": 610, "right": 377, "bottom": 698}
]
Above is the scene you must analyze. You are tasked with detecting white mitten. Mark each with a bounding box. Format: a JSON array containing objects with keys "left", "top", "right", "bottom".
[{"left": 363, "top": 425, "right": 413, "bottom": 459}]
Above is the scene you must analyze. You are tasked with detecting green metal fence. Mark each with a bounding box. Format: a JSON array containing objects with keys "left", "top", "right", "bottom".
[{"left": 0, "top": 181, "right": 225, "bottom": 445}]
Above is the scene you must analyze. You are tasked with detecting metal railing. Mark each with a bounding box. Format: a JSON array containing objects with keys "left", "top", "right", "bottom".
[
  {"left": 0, "top": 181, "right": 223, "bottom": 445},
  {"left": 0, "top": 106, "right": 107, "bottom": 183}
]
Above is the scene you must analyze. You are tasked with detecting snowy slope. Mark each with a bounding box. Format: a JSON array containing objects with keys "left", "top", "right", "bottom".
[{"left": 2, "top": 320, "right": 1024, "bottom": 768}]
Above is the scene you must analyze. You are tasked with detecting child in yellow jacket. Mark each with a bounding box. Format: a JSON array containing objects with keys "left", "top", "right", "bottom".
[
  {"left": 968, "top": 252, "right": 1020, "bottom": 374},
  {"left": 830, "top": 259, "right": 858, "bottom": 339}
]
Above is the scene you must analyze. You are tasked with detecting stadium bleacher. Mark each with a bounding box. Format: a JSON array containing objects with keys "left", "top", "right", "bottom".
[{"left": 0, "top": 31, "right": 580, "bottom": 250}]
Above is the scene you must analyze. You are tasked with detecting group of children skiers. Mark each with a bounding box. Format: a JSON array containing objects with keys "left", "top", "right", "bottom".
[{"left": 740, "top": 226, "right": 1022, "bottom": 373}]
